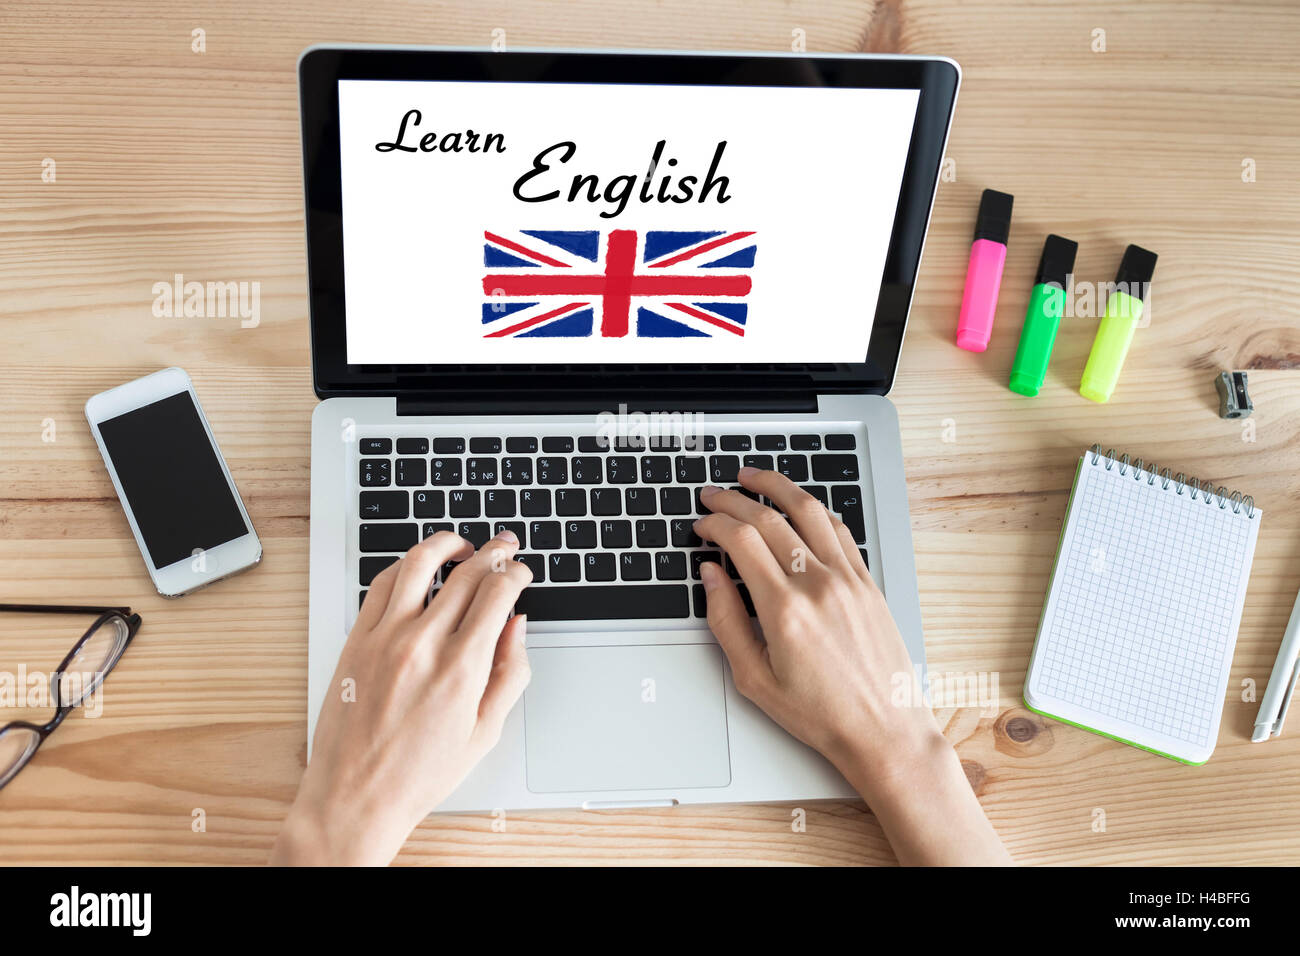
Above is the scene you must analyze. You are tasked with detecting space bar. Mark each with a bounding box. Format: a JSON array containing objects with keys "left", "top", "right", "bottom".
[{"left": 515, "top": 585, "right": 690, "bottom": 621}]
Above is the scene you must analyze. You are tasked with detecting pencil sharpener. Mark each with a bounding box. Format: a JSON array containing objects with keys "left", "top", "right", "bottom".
[{"left": 1215, "top": 371, "right": 1253, "bottom": 419}]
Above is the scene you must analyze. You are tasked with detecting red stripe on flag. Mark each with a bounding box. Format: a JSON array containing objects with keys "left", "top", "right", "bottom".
[
  {"left": 484, "top": 301, "right": 586, "bottom": 338},
  {"left": 665, "top": 302, "right": 746, "bottom": 336},
  {"left": 647, "top": 232, "right": 755, "bottom": 269},
  {"left": 484, "top": 231, "right": 569, "bottom": 268}
]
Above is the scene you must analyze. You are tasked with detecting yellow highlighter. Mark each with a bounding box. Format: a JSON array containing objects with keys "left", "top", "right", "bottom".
[{"left": 1080, "top": 245, "right": 1158, "bottom": 403}]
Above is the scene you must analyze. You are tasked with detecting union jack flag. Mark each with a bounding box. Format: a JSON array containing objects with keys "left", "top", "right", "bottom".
[{"left": 480, "top": 229, "right": 756, "bottom": 338}]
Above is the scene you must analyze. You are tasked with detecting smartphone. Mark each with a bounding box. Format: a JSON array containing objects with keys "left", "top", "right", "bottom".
[{"left": 85, "top": 367, "right": 262, "bottom": 597}]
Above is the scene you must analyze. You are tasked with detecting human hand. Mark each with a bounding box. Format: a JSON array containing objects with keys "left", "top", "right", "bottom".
[{"left": 271, "top": 529, "right": 532, "bottom": 866}]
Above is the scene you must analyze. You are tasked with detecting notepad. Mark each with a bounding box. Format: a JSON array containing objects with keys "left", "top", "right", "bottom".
[{"left": 1024, "top": 446, "right": 1262, "bottom": 764}]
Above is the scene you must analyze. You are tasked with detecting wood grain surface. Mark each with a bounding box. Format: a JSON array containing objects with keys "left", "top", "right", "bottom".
[{"left": 1, "top": 0, "right": 1297, "bottom": 865}]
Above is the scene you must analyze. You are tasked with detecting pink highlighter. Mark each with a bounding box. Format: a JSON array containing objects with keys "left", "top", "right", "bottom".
[{"left": 956, "top": 189, "right": 1014, "bottom": 352}]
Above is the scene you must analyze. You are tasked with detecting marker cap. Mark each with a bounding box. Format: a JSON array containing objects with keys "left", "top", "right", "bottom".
[
  {"left": 1114, "top": 244, "right": 1158, "bottom": 301},
  {"left": 1034, "top": 234, "right": 1079, "bottom": 289},
  {"left": 973, "top": 189, "right": 1014, "bottom": 245}
]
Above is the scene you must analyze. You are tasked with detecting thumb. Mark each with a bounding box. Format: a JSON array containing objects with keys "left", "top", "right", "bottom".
[
  {"left": 475, "top": 613, "right": 531, "bottom": 744},
  {"left": 700, "top": 562, "right": 770, "bottom": 700}
]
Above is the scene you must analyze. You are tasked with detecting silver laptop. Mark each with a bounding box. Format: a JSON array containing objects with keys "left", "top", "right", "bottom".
[{"left": 300, "top": 46, "right": 960, "bottom": 810}]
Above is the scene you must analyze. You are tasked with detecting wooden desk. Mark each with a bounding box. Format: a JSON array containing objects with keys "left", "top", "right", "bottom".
[{"left": 1, "top": 0, "right": 1297, "bottom": 865}]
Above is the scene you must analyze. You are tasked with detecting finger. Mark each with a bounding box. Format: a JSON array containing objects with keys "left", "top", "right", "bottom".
[
  {"left": 700, "top": 562, "right": 771, "bottom": 701},
  {"left": 697, "top": 484, "right": 810, "bottom": 570},
  {"left": 474, "top": 614, "right": 532, "bottom": 745},
  {"left": 383, "top": 531, "right": 474, "bottom": 623},
  {"left": 692, "top": 512, "right": 788, "bottom": 597},
  {"left": 427, "top": 529, "right": 520, "bottom": 628},
  {"left": 831, "top": 515, "right": 872, "bottom": 584},
  {"left": 452, "top": 558, "right": 534, "bottom": 682},
  {"left": 354, "top": 556, "right": 401, "bottom": 633},
  {"left": 737, "top": 467, "right": 844, "bottom": 565}
]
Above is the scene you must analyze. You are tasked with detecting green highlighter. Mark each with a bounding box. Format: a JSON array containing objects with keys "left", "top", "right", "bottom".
[
  {"left": 1009, "top": 235, "right": 1078, "bottom": 397},
  {"left": 1079, "top": 245, "right": 1159, "bottom": 403}
]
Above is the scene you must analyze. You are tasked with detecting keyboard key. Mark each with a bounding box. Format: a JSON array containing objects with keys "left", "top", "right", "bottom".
[
  {"left": 413, "top": 490, "right": 444, "bottom": 518},
  {"left": 448, "top": 489, "right": 480, "bottom": 518},
  {"left": 606, "top": 456, "right": 637, "bottom": 484},
  {"left": 432, "top": 438, "right": 465, "bottom": 454},
  {"left": 826, "top": 433, "right": 857, "bottom": 450},
  {"left": 484, "top": 489, "right": 516, "bottom": 518},
  {"left": 577, "top": 436, "right": 610, "bottom": 453},
  {"left": 801, "top": 485, "right": 829, "bottom": 507},
  {"left": 859, "top": 548, "right": 870, "bottom": 569},
  {"left": 756, "top": 435, "right": 787, "bottom": 451},
  {"left": 502, "top": 458, "right": 533, "bottom": 484},
  {"left": 395, "top": 458, "right": 426, "bottom": 486},
  {"left": 396, "top": 438, "right": 429, "bottom": 455},
  {"left": 709, "top": 455, "right": 740, "bottom": 483},
  {"left": 832, "top": 485, "right": 867, "bottom": 543},
  {"left": 654, "top": 551, "right": 688, "bottom": 580},
  {"left": 675, "top": 456, "right": 707, "bottom": 483},
  {"left": 660, "top": 487, "right": 692, "bottom": 515},
  {"left": 470, "top": 437, "right": 501, "bottom": 454},
  {"left": 520, "top": 488, "right": 552, "bottom": 517},
  {"left": 694, "top": 488, "right": 713, "bottom": 515},
  {"left": 506, "top": 437, "right": 538, "bottom": 454},
  {"left": 536, "top": 457, "right": 567, "bottom": 484},
  {"left": 360, "top": 490, "right": 407, "bottom": 519},
  {"left": 743, "top": 454, "right": 774, "bottom": 471},
  {"left": 547, "top": 553, "right": 581, "bottom": 582},
  {"left": 422, "top": 521, "right": 453, "bottom": 539},
  {"left": 692, "top": 582, "right": 756, "bottom": 618},
  {"left": 360, "top": 554, "right": 399, "bottom": 586},
  {"left": 590, "top": 488, "right": 622, "bottom": 516},
  {"left": 466, "top": 457, "right": 498, "bottom": 485},
  {"left": 571, "top": 457, "right": 603, "bottom": 484},
  {"left": 600, "top": 519, "right": 633, "bottom": 549},
  {"left": 625, "top": 487, "right": 656, "bottom": 516},
  {"left": 691, "top": 551, "right": 722, "bottom": 579},
  {"left": 614, "top": 436, "right": 646, "bottom": 453},
  {"left": 529, "top": 520, "right": 562, "bottom": 550},
  {"left": 359, "top": 589, "right": 368, "bottom": 610},
  {"left": 720, "top": 435, "right": 751, "bottom": 451},
  {"left": 541, "top": 437, "right": 574, "bottom": 453},
  {"left": 640, "top": 456, "right": 673, "bottom": 483},
  {"left": 619, "top": 552, "right": 652, "bottom": 581},
  {"left": 360, "top": 523, "right": 417, "bottom": 552},
  {"left": 554, "top": 488, "right": 586, "bottom": 516},
  {"left": 514, "top": 584, "right": 690, "bottom": 621},
  {"left": 430, "top": 458, "right": 462, "bottom": 485},
  {"left": 359, "top": 459, "right": 390, "bottom": 487},
  {"left": 584, "top": 552, "right": 616, "bottom": 582},
  {"left": 360, "top": 438, "right": 391, "bottom": 455},
  {"left": 458, "top": 521, "right": 491, "bottom": 548},
  {"left": 636, "top": 518, "right": 668, "bottom": 548},
  {"left": 671, "top": 519, "right": 701, "bottom": 548},
  {"left": 515, "top": 552, "right": 545, "bottom": 582},
  {"left": 813, "top": 454, "right": 859, "bottom": 482},
  {"left": 494, "top": 520, "right": 527, "bottom": 545},
  {"left": 777, "top": 455, "right": 809, "bottom": 482},
  {"left": 790, "top": 434, "right": 822, "bottom": 451},
  {"left": 565, "top": 519, "right": 597, "bottom": 549}
]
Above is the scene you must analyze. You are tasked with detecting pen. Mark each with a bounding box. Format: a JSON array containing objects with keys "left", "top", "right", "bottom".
[
  {"left": 1009, "top": 234, "right": 1078, "bottom": 397},
  {"left": 1079, "top": 244, "right": 1158, "bottom": 403},
  {"left": 1252, "top": 582, "right": 1300, "bottom": 742}
]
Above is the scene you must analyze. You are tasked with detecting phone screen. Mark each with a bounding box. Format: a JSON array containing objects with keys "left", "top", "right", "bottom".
[{"left": 97, "top": 391, "right": 250, "bottom": 569}]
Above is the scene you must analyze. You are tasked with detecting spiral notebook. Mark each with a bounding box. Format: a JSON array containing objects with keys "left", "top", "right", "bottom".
[{"left": 1024, "top": 445, "right": 1262, "bottom": 764}]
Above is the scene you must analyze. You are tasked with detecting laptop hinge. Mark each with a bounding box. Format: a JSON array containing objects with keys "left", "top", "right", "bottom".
[{"left": 396, "top": 389, "right": 819, "bottom": 417}]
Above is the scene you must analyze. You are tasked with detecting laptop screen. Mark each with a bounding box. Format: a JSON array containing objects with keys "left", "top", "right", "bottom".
[{"left": 337, "top": 78, "right": 920, "bottom": 366}]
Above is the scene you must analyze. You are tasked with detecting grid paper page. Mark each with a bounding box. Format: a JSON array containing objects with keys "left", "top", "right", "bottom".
[{"left": 1032, "top": 455, "right": 1260, "bottom": 757}]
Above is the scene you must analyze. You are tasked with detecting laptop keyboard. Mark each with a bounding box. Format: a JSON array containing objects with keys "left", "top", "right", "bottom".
[{"left": 355, "top": 431, "right": 869, "bottom": 623}]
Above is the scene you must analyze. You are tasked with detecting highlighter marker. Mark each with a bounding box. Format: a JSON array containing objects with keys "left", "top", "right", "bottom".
[
  {"left": 1009, "top": 234, "right": 1078, "bottom": 396},
  {"left": 1079, "top": 244, "right": 1158, "bottom": 403},
  {"left": 956, "top": 189, "right": 1014, "bottom": 352}
]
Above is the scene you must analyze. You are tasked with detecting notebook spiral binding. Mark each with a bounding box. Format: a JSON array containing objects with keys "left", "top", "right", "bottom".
[{"left": 1087, "top": 444, "right": 1256, "bottom": 518}]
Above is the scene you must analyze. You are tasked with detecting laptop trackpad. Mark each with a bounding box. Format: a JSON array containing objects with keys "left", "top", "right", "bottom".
[{"left": 524, "top": 643, "right": 731, "bottom": 794}]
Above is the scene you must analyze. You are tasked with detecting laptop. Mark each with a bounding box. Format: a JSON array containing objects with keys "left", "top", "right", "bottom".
[{"left": 300, "top": 46, "right": 960, "bottom": 810}]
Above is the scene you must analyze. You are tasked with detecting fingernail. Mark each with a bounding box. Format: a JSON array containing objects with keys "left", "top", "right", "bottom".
[
  {"left": 700, "top": 561, "right": 721, "bottom": 592},
  {"left": 700, "top": 484, "right": 722, "bottom": 497},
  {"left": 494, "top": 529, "right": 518, "bottom": 544},
  {"left": 738, "top": 465, "right": 759, "bottom": 479}
]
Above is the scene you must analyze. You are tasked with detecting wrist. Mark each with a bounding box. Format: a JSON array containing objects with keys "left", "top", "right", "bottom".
[
  {"left": 271, "top": 782, "right": 414, "bottom": 866},
  {"left": 832, "top": 723, "right": 955, "bottom": 806}
]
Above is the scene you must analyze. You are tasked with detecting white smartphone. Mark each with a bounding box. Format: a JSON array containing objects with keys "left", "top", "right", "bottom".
[{"left": 85, "top": 367, "right": 262, "bottom": 597}]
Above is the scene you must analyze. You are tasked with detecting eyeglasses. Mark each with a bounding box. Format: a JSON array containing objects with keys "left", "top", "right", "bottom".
[{"left": 0, "top": 604, "right": 142, "bottom": 791}]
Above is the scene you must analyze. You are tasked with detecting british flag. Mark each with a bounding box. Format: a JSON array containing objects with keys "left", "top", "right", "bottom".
[{"left": 480, "top": 229, "right": 756, "bottom": 338}]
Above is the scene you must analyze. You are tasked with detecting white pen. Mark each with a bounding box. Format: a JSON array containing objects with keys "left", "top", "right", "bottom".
[{"left": 1252, "top": 583, "right": 1300, "bottom": 742}]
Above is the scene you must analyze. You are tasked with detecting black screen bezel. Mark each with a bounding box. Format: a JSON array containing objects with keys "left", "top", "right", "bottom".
[{"left": 299, "top": 47, "right": 958, "bottom": 402}]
